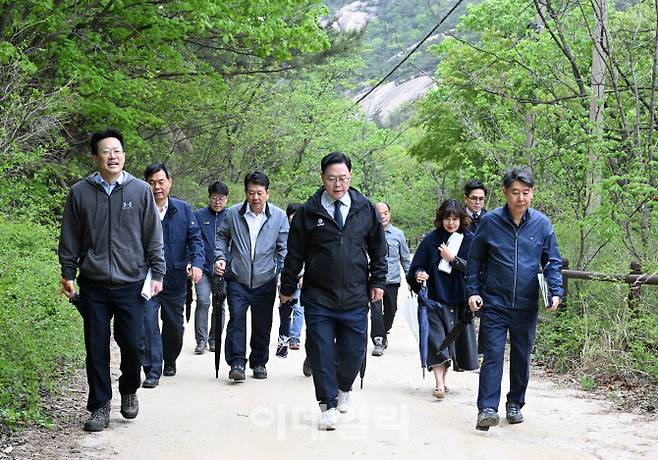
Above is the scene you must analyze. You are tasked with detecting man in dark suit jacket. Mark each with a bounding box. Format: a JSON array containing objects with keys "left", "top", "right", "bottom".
[
  {"left": 464, "top": 179, "right": 488, "bottom": 230},
  {"left": 141, "top": 163, "right": 204, "bottom": 388}
]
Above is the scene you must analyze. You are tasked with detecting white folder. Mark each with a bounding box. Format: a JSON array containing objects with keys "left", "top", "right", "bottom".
[{"left": 438, "top": 232, "right": 464, "bottom": 274}]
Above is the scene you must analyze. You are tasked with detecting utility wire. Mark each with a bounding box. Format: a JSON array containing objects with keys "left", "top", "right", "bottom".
[{"left": 356, "top": 0, "right": 466, "bottom": 104}]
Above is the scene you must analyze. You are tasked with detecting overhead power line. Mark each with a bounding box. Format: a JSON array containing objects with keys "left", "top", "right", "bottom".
[{"left": 356, "top": 0, "right": 466, "bottom": 104}]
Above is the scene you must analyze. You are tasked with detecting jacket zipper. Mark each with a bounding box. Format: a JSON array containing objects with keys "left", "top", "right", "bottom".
[
  {"left": 512, "top": 226, "right": 518, "bottom": 309},
  {"left": 108, "top": 188, "right": 113, "bottom": 286},
  {"left": 250, "top": 213, "right": 268, "bottom": 289}
]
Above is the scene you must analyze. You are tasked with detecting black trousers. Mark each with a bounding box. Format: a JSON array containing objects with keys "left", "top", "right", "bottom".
[
  {"left": 78, "top": 278, "right": 144, "bottom": 412},
  {"left": 370, "top": 283, "right": 400, "bottom": 343}
]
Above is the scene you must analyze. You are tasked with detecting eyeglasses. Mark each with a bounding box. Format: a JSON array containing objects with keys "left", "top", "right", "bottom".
[
  {"left": 324, "top": 175, "right": 351, "bottom": 184},
  {"left": 210, "top": 195, "right": 227, "bottom": 202},
  {"left": 468, "top": 196, "right": 485, "bottom": 202},
  {"left": 99, "top": 148, "right": 124, "bottom": 156}
]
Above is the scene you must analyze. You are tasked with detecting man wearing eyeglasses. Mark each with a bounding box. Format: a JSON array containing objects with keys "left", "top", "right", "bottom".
[
  {"left": 464, "top": 179, "right": 488, "bottom": 230},
  {"left": 193, "top": 181, "right": 230, "bottom": 355},
  {"left": 58, "top": 129, "right": 165, "bottom": 432},
  {"left": 279, "top": 152, "right": 387, "bottom": 431}
]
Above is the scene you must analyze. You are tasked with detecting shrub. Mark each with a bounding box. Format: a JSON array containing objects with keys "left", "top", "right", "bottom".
[{"left": 0, "top": 219, "right": 84, "bottom": 429}]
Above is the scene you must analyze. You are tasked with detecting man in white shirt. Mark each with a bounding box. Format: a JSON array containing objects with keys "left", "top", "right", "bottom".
[{"left": 214, "top": 172, "right": 289, "bottom": 381}]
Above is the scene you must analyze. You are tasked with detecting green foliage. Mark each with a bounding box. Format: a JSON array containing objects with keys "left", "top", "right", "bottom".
[{"left": 0, "top": 220, "right": 84, "bottom": 430}]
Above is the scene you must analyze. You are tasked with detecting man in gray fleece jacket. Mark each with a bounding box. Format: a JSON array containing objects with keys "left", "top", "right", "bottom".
[
  {"left": 58, "top": 128, "right": 165, "bottom": 432},
  {"left": 214, "top": 171, "right": 288, "bottom": 381}
]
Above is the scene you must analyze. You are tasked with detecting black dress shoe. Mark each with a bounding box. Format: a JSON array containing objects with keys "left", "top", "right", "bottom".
[
  {"left": 252, "top": 365, "right": 267, "bottom": 379},
  {"left": 120, "top": 394, "right": 139, "bottom": 419},
  {"left": 228, "top": 364, "right": 246, "bottom": 381},
  {"left": 142, "top": 377, "right": 159, "bottom": 388},
  {"left": 163, "top": 365, "right": 176, "bottom": 377}
]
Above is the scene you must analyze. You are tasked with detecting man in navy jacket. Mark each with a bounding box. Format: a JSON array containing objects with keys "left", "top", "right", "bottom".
[
  {"left": 193, "top": 181, "right": 229, "bottom": 354},
  {"left": 465, "top": 168, "right": 563, "bottom": 431},
  {"left": 141, "top": 163, "right": 204, "bottom": 388}
]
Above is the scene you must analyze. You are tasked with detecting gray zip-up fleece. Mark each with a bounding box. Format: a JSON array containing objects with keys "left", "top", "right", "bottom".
[
  {"left": 214, "top": 201, "right": 288, "bottom": 289},
  {"left": 58, "top": 172, "right": 165, "bottom": 286}
]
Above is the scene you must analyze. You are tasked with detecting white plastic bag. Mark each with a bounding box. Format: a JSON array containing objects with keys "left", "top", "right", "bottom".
[{"left": 400, "top": 289, "right": 419, "bottom": 343}]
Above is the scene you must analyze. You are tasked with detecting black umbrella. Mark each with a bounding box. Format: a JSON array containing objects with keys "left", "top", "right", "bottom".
[
  {"left": 214, "top": 276, "right": 227, "bottom": 378},
  {"left": 360, "top": 299, "right": 381, "bottom": 389},
  {"left": 438, "top": 301, "right": 480, "bottom": 351},
  {"left": 185, "top": 278, "right": 194, "bottom": 323}
]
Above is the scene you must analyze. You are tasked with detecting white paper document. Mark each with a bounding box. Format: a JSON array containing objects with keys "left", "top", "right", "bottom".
[
  {"left": 141, "top": 269, "right": 153, "bottom": 300},
  {"left": 537, "top": 273, "right": 550, "bottom": 308},
  {"left": 438, "top": 232, "right": 464, "bottom": 274}
]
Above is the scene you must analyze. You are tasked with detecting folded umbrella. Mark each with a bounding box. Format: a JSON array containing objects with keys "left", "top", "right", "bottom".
[
  {"left": 438, "top": 301, "right": 480, "bottom": 351},
  {"left": 214, "top": 276, "right": 227, "bottom": 378},
  {"left": 417, "top": 284, "right": 446, "bottom": 378},
  {"left": 360, "top": 299, "right": 382, "bottom": 388},
  {"left": 185, "top": 278, "right": 194, "bottom": 323}
]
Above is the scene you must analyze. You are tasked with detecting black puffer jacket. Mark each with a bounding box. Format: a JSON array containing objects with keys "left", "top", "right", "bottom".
[{"left": 280, "top": 187, "right": 387, "bottom": 310}]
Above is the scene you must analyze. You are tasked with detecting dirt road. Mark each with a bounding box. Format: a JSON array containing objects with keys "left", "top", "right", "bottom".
[{"left": 72, "top": 294, "right": 657, "bottom": 460}]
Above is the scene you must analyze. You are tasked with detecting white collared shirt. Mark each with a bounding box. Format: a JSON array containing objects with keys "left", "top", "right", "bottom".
[
  {"left": 158, "top": 198, "right": 169, "bottom": 221},
  {"left": 93, "top": 171, "right": 125, "bottom": 195},
  {"left": 244, "top": 204, "right": 267, "bottom": 259},
  {"left": 321, "top": 190, "right": 351, "bottom": 225}
]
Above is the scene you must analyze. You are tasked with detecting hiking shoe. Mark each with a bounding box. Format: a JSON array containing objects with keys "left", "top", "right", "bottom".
[
  {"left": 163, "top": 364, "right": 176, "bottom": 377},
  {"left": 302, "top": 357, "right": 312, "bottom": 377},
  {"left": 83, "top": 402, "right": 110, "bottom": 432},
  {"left": 194, "top": 342, "right": 207, "bottom": 355},
  {"left": 289, "top": 340, "right": 301, "bottom": 350},
  {"left": 229, "top": 364, "right": 246, "bottom": 381},
  {"left": 506, "top": 402, "right": 524, "bottom": 424},
  {"left": 120, "top": 394, "right": 139, "bottom": 419},
  {"left": 476, "top": 408, "right": 499, "bottom": 431},
  {"left": 252, "top": 365, "right": 268, "bottom": 379},
  {"left": 337, "top": 390, "right": 352, "bottom": 414},
  {"left": 276, "top": 342, "right": 289, "bottom": 358},
  {"left": 142, "top": 377, "right": 159, "bottom": 389},
  {"left": 372, "top": 337, "right": 385, "bottom": 356},
  {"left": 319, "top": 408, "right": 338, "bottom": 431}
]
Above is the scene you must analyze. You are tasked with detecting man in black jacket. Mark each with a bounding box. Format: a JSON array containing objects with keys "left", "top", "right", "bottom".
[{"left": 280, "top": 152, "right": 387, "bottom": 431}]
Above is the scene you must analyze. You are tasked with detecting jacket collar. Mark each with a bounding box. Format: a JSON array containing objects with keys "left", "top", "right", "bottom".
[
  {"left": 239, "top": 200, "right": 271, "bottom": 218},
  {"left": 309, "top": 186, "right": 368, "bottom": 213}
]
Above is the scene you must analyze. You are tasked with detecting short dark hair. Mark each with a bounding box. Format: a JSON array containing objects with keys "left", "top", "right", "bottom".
[
  {"left": 244, "top": 171, "right": 269, "bottom": 191},
  {"left": 90, "top": 128, "right": 124, "bottom": 155},
  {"left": 433, "top": 199, "right": 470, "bottom": 232},
  {"left": 144, "top": 163, "right": 172, "bottom": 180},
  {"left": 464, "top": 179, "right": 487, "bottom": 197},
  {"left": 503, "top": 168, "right": 535, "bottom": 188},
  {"left": 208, "top": 181, "right": 229, "bottom": 196},
  {"left": 286, "top": 203, "right": 302, "bottom": 217},
  {"left": 321, "top": 152, "right": 352, "bottom": 173}
]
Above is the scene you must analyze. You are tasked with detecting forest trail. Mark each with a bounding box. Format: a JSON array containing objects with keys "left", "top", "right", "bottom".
[{"left": 72, "top": 288, "right": 657, "bottom": 460}]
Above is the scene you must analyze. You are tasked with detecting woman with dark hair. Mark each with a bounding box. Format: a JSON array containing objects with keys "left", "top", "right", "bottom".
[{"left": 407, "top": 199, "right": 479, "bottom": 399}]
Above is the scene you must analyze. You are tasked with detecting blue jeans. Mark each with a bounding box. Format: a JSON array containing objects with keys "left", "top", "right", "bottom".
[
  {"left": 290, "top": 289, "right": 305, "bottom": 343},
  {"left": 225, "top": 278, "right": 277, "bottom": 368},
  {"left": 77, "top": 278, "right": 144, "bottom": 412},
  {"left": 305, "top": 303, "right": 368, "bottom": 410},
  {"left": 141, "top": 291, "right": 186, "bottom": 378},
  {"left": 477, "top": 305, "right": 538, "bottom": 411}
]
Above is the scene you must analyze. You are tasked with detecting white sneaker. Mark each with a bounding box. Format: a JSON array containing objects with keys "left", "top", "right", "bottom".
[
  {"left": 337, "top": 390, "right": 352, "bottom": 414},
  {"left": 319, "top": 408, "right": 338, "bottom": 431}
]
